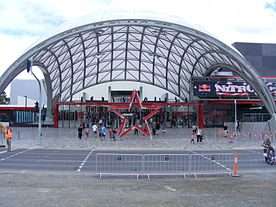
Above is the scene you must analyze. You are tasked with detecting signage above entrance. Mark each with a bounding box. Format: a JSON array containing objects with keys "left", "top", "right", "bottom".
[{"left": 193, "top": 79, "right": 276, "bottom": 97}]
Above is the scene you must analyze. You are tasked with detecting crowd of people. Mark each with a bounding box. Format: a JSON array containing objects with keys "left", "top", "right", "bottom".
[
  {"left": 76, "top": 118, "right": 168, "bottom": 140},
  {"left": 76, "top": 116, "right": 208, "bottom": 145},
  {"left": 77, "top": 119, "right": 116, "bottom": 141},
  {"left": 77, "top": 118, "right": 207, "bottom": 145}
]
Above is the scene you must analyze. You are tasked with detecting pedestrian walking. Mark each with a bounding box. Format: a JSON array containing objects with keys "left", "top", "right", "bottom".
[
  {"left": 236, "top": 122, "right": 241, "bottom": 132},
  {"left": 191, "top": 134, "right": 195, "bottom": 144},
  {"left": 152, "top": 127, "right": 156, "bottom": 136},
  {"left": 196, "top": 127, "right": 203, "bottom": 143},
  {"left": 111, "top": 127, "right": 117, "bottom": 141},
  {"left": 92, "top": 123, "right": 98, "bottom": 137},
  {"left": 223, "top": 125, "right": 228, "bottom": 137},
  {"left": 98, "top": 119, "right": 103, "bottom": 126},
  {"left": 84, "top": 128, "right": 89, "bottom": 138},
  {"left": 156, "top": 122, "right": 160, "bottom": 135},
  {"left": 0, "top": 123, "right": 3, "bottom": 146},
  {"left": 78, "top": 125, "right": 83, "bottom": 139},
  {"left": 101, "top": 126, "right": 107, "bottom": 140},
  {"left": 134, "top": 127, "right": 139, "bottom": 135},
  {"left": 98, "top": 126, "right": 102, "bottom": 140},
  {"left": 5, "top": 126, "right": 12, "bottom": 151},
  {"left": 192, "top": 124, "right": 197, "bottom": 134}
]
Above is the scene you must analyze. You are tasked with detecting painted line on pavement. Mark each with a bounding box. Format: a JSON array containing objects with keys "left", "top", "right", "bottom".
[
  {"left": 0, "top": 149, "right": 32, "bottom": 162},
  {"left": 164, "top": 186, "right": 177, "bottom": 192},
  {"left": 187, "top": 149, "right": 231, "bottom": 171},
  {"left": 76, "top": 149, "right": 95, "bottom": 172},
  {"left": 0, "top": 148, "right": 21, "bottom": 155}
]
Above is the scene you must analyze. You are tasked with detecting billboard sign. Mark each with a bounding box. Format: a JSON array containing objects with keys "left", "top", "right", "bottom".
[{"left": 193, "top": 80, "right": 276, "bottom": 97}]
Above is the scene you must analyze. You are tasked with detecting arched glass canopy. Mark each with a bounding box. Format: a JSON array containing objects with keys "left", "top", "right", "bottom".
[{"left": 0, "top": 18, "right": 276, "bottom": 116}]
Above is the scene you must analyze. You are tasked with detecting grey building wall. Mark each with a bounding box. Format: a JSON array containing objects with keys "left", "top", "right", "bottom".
[
  {"left": 10, "top": 79, "right": 47, "bottom": 106},
  {"left": 232, "top": 42, "right": 276, "bottom": 76}
]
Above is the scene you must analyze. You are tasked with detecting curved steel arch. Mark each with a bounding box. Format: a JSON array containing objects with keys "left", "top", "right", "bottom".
[{"left": 0, "top": 19, "right": 276, "bottom": 116}]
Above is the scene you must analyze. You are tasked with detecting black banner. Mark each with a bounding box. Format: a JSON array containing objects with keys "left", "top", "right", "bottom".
[{"left": 193, "top": 80, "right": 276, "bottom": 97}]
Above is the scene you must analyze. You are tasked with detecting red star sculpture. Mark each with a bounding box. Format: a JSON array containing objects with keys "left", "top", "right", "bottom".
[{"left": 110, "top": 90, "right": 162, "bottom": 139}]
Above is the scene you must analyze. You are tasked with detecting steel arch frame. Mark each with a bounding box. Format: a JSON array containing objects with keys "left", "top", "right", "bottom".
[{"left": 0, "top": 19, "right": 275, "bottom": 116}]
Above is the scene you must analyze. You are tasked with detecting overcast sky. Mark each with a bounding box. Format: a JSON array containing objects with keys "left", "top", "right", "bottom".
[{"left": 0, "top": 0, "right": 276, "bottom": 79}]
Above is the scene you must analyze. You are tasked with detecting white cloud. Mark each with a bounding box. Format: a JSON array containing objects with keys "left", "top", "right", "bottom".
[{"left": 0, "top": 34, "right": 35, "bottom": 71}]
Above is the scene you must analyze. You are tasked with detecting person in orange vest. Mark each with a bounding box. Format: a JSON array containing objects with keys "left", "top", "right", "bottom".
[{"left": 5, "top": 126, "right": 12, "bottom": 152}]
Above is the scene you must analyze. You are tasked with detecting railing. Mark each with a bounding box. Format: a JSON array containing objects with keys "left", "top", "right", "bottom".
[
  {"left": 96, "top": 153, "right": 235, "bottom": 178},
  {"left": 96, "top": 153, "right": 143, "bottom": 178}
]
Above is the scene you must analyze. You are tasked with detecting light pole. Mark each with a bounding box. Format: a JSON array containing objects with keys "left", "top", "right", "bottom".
[
  {"left": 234, "top": 99, "right": 238, "bottom": 141},
  {"left": 27, "top": 58, "right": 42, "bottom": 146}
]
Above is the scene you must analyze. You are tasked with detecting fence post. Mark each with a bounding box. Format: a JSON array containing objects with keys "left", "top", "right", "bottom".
[
  {"left": 188, "top": 154, "right": 192, "bottom": 176},
  {"left": 96, "top": 154, "right": 99, "bottom": 178},
  {"left": 232, "top": 153, "right": 239, "bottom": 177},
  {"left": 142, "top": 154, "right": 145, "bottom": 176}
]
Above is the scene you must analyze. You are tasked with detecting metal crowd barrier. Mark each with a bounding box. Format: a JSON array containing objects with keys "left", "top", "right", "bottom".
[
  {"left": 96, "top": 153, "right": 144, "bottom": 178},
  {"left": 96, "top": 153, "right": 235, "bottom": 178}
]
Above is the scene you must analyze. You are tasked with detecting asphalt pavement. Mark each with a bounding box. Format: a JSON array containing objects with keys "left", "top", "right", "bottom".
[
  {"left": 1, "top": 127, "right": 276, "bottom": 207},
  {"left": 4, "top": 127, "right": 273, "bottom": 150},
  {"left": 0, "top": 148, "right": 275, "bottom": 176}
]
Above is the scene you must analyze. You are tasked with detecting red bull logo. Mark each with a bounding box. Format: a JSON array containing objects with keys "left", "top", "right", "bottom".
[{"left": 199, "top": 84, "right": 211, "bottom": 92}]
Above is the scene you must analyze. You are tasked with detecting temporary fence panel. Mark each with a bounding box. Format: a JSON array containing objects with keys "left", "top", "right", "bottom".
[
  {"left": 96, "top": 153, "right": 235, "bottom": 178},
  {"left": 96, "top": 153, "right": 143, "bottom": 177},
  {"left": 189, "top": 153, "right": 233, "bottom": 175},
  {"left": 144, "top": 154, "right": 190, "bottom": 175}
]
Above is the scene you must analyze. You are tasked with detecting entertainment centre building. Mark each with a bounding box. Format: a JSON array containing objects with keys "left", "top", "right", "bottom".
[{"left": 0, "top": 15, "right": 276, "bottom": 129}]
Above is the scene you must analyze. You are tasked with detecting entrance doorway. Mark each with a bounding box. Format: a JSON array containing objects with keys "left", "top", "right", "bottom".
[{"left": 54, "top": 102, "right": 204, "bottom": 129}]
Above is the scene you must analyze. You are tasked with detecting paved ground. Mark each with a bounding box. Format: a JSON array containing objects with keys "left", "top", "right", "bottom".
[
  {"left": 1, "top": 148, "right": 273, "bottom": 175},
  {"left": 2, "top": 127, "right": 272, "bottom": 150},
  {"left": 0, "top": 172, "right": 276, "bottom": 207},
  {"left": 0, "top": 127, "right": 275, "bottom": 207}
]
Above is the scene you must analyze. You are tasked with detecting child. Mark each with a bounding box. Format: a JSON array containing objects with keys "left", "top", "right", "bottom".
[
  {"left": 191, "top": 134, "right": 195, "bottom": 144},
  {"left": 112, "top": 128, "right": 117, "bottom": 141},
  {"left": 84, "top": 128, "right": 89, "bottom": 138}
]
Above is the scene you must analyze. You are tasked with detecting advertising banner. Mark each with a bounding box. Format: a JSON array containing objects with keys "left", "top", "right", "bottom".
[{"left": 193, "top": 80, "right": 276, "bottom": 97}]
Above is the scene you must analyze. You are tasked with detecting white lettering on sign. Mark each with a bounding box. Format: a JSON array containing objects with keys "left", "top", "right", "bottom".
[{"left": 215, "top": 83, "right": 255, "bottom": 93}]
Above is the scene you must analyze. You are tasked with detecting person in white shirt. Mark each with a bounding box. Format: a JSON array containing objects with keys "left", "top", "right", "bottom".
[
  {"left": 92, "top": 124, "right": 98, "bottom": 137},
  {"left": 196, "top": 128, "right": 203, "bottom": 143},
  {"left": 192, "top": 125, "right": 197, "bottom": 134}
]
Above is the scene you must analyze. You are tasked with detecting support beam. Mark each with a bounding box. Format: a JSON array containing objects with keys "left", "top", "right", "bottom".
[
  {"left": 54, "top": 103, "right": 59, "bottom": 128},
  {"left": 198, "top": 103, "right": 204, "bottom": 128}
]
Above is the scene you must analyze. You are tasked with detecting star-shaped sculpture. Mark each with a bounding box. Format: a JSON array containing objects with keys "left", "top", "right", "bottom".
[{"left": 110, "top": 90, "right": 162, "bottom": 140}]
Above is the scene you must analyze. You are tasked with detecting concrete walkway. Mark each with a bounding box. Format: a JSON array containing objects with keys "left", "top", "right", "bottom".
[{"left": 2, "top": 127, "right": 272, "bottom": 150}]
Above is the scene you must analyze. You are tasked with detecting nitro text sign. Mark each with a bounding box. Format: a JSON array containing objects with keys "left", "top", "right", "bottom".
[{"left": 193, "top": 80, "right": 276, "bottom": 97}]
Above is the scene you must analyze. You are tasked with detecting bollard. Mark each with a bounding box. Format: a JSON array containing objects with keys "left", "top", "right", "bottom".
[{"left": 232, "top": 153, "right": 239, "bottom": 177}]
